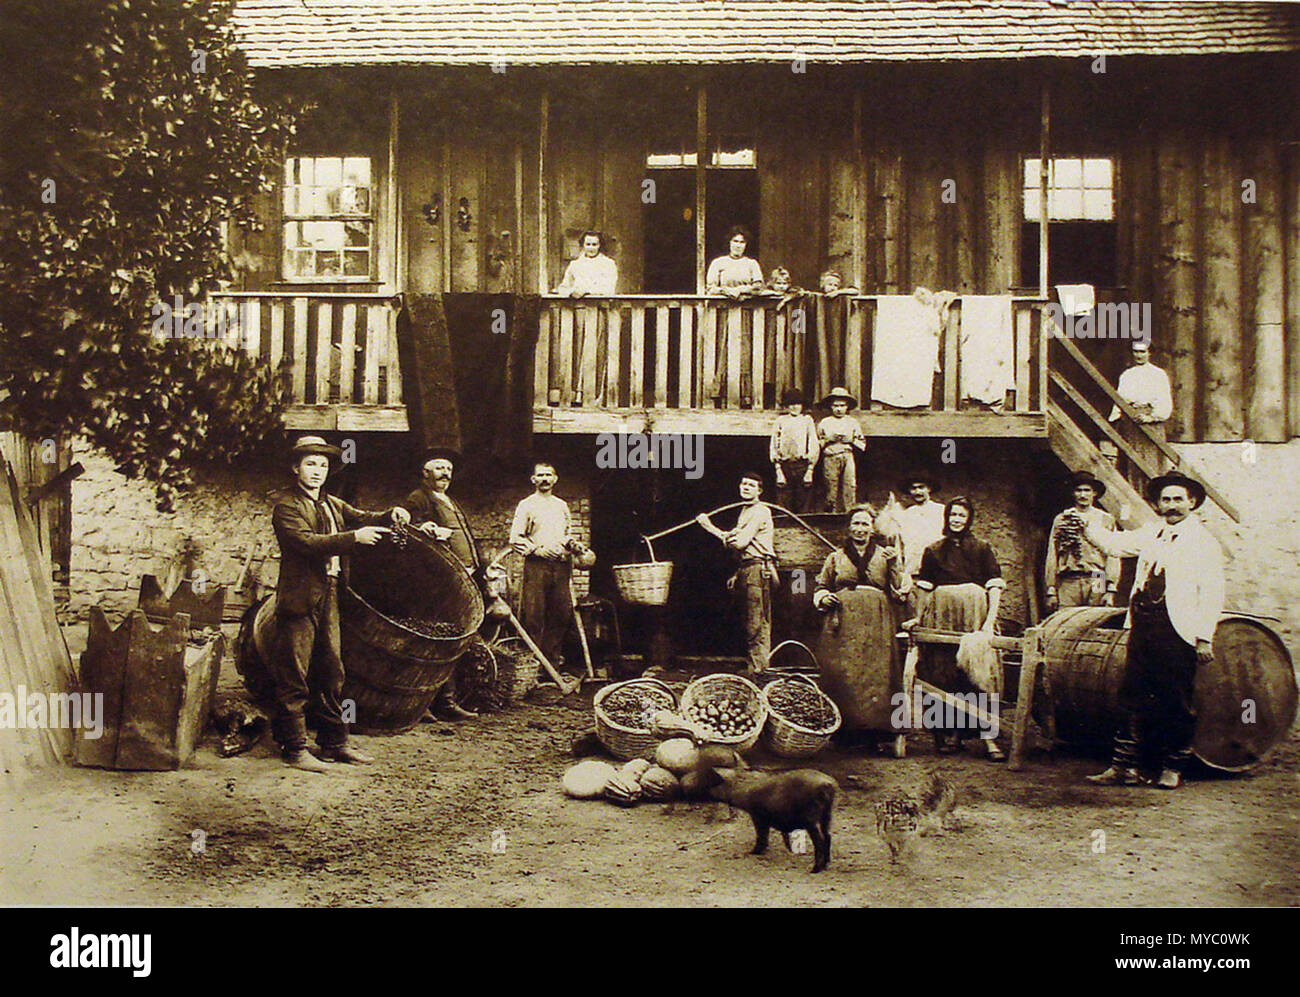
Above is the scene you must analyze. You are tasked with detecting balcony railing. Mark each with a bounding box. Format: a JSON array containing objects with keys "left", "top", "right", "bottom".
[
  {"left": 533, "top": 294, "right": 1049, "bottom": 434},
  {"left": 208, "top": 292, "right": 407, "bottom": 431}
]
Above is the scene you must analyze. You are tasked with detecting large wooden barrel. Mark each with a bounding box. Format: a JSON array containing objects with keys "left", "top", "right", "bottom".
[
  {"left": 340, "top": 532, "right": 484, "bottom": 733},
  {"left": 236, "top": 531, "right": 484, "bottom": 734},
  {"left": 1037, "top": 606, "right": 1298, "bottom": 771}
]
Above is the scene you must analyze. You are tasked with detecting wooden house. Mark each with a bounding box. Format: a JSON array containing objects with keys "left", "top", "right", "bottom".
[{"left": 195, "top": 0, "right": 1300, "bottom": 646}]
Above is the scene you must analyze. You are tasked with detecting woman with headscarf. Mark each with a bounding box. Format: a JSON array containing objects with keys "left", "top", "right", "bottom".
[
  {"left": 813, "top": 504, "right": 908, "bottom": 735},
  {"left": 913, "top": 495, "right": 1006, "bottom": 761}
]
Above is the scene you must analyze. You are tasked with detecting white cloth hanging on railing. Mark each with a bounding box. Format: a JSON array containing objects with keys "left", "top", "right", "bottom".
[
  {"left": 871, "top": 293, "right": 944, "bottom": 408},
  {"left": 958, "top": 295, "right": 1015, "bottom": 407}
]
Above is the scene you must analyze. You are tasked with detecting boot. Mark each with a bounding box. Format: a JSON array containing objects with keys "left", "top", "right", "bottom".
[
  {"left": 1151, "top": 768, "right": 1182, "bottom": 790},
  {"left": 434, "top": 701, "right": 479, "bottom": 721},
  {"left": 318, "top": 744, "right": 375, "bottom": 765},
  {"left": 283, "top": 749, "right": 333, "bottom": 774},
  {"left": 1085, "top": 765, "right": 1140, "bottom": 786}
]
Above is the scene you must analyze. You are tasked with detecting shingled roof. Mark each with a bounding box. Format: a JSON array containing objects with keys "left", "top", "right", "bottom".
[{"left": 232, "top": 0, "right": 1300, "bottom": 67}]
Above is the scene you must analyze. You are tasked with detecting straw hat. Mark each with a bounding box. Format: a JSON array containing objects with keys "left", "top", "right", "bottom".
[
  {"left": 820, "top": 386, "right": 858, "bottom": 409},
  {"left": 291, "top": 435, "right": 342, "bottom": 459}
]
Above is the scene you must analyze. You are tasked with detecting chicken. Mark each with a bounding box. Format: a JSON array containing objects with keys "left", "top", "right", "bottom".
[
  {"left": 918, "top": 771, "right": 959, "bottom": 833},
  {"left": 874, "top": 795, "right": 920, "bottom": 866}
]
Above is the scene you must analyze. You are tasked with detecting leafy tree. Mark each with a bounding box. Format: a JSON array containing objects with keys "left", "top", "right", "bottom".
[{"left": 0, "top": 0, "right": 297, "bottom": 508}]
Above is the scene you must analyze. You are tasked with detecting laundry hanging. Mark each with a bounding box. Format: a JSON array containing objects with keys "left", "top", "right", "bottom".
[{"left": 958, "top": 295, "right": 1015, "bottom": 408}]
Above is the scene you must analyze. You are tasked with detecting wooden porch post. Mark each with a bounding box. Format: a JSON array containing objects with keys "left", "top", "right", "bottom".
[
  {"left": 538, "top": 90, "right": 550, "bottom": 295},
  {"left": 440, "top": 137, "right": 451, "bottom": 294},
  {"left": 387, "top": 95, "right": 402, "bottom": 293},
  {"left": 696, "top": 83, "right": 708, "bottom": 295},
  {"left": 1038, "top": 77, "right": 1051, "bottom": 299},
  {"left": 853, "top": 87, "right": 866, "bottom": 291}
]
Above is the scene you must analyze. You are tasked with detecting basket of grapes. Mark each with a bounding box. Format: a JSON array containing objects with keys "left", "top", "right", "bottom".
[
  {"left": 594, "top": 678, "right": 679, "bottom": 760},
  {"left": 761, "top": 674, "right": 842, "bottom": 758}
]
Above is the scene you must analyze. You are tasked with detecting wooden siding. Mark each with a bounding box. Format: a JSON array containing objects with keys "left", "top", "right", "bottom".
[{"left": 238, "top": 57, "right": 1300, "bottom": 441}]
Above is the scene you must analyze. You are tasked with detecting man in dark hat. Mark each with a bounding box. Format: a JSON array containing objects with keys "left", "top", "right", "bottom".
[
  {"left": 1045, "top": 470, "right": 1119, "bottom": 611},
  {"left": 405, "top": 447, "right": 481, "bottom": 720},
  {"left": 1080, "top": 470, "right": 1224, "bottom": 789},
  {"left": 768, "top": 389, "right": 819, "bottom": 512},
  {"left": 268, "top": 435, "right": 410, "bottom": 772}
]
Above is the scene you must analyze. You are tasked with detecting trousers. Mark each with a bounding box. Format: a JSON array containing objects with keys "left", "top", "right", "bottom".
[
  {"left": 737, "top": 562, "right": 773, "bottom": 673},
  {"left": 821, "top": 450, "right": 857, "bottom": 513},
  {"left": 1057, "top": 571, "right": 1108, "bottom": 608},
  {"left": 1109, "top": 595, "right": 1198, "bottom": 772},
  {"left": 775, "top": 458, "right": 812, "bottom": 513},
  {"left": 520, "top": 556, "right": 574, "bottom": 668},
  {"left": 267, "top": 579, "right": 348, "bottom": 752}
]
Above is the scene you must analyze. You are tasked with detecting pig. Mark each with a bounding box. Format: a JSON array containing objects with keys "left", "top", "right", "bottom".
[{"left": 702, "top": 767, "right": 837, "bottom": 873}]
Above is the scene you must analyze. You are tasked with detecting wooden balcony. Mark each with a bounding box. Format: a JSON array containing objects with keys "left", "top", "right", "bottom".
[
  {"left": 532, "top": 295, "right": 1050, "bottom": 437},
  {"left": 209, "top": 292, "right": 408, "bottom": 432}
]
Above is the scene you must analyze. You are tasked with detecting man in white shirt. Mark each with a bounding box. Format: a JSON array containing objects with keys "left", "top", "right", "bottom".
[
  {"left": 510, "top": 461, "right": 577, "bottom": 669},
  {"left": 1080, "top": 471, "right": 1224, "bottom": 789},
  {"left": 697, "top": 472, "right": 777, "bottom": 674},
  {"left": 554, "top": 231, "right": 618, "bottom": 297},
  {"left": 895, "top": 471, "right": 944, "bottom": 617},
  {"left": 1108, "top": 339, "right": 1173, "bottom": 483}
]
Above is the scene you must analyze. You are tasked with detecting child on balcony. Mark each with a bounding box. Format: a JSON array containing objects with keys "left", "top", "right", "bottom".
[{"left": 819, "top": 269, "right": 859, "bottom": 296}]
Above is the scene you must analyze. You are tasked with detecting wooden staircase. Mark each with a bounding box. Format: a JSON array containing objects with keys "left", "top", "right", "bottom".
[
  {"left": 1046, "top": 401, "right": 1156, "bottom": 526},
  {"left": 1045, "top": 330, "right": 1240, "bottom": 527}
]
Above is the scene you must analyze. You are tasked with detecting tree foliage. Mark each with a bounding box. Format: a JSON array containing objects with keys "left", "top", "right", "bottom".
[{"left": 0, "top": 0, "right": 297, "bottom": 508}]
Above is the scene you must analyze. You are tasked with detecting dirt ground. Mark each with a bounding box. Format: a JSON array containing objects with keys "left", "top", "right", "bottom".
[{"left": 3, "top": 661, "right": 1298, "bottom": 908}]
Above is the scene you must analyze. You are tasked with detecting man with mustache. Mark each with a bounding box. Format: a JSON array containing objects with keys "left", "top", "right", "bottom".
[
  {"left": 1080, "top": 471, "right": 1225, "bottom": 789},
  {"left": 405, "top": 448, "right": 481, "bottom": 720}
]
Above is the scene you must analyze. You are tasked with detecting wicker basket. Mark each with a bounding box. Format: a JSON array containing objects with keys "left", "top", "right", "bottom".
[
  {"left": 594, "top": 678, "right": 678, "bottom": 760},
  {"left": 491, "top": 636, "right": 540, "bottom": 704},
  {"left": 680, "top": 673, "right": 768, "bottom": 754},
  {"left": 612, "top": 561, "right": 674, "bottom": 606},
  {"left": 762, "top": 674, "right": 842, "bottom": 759}
]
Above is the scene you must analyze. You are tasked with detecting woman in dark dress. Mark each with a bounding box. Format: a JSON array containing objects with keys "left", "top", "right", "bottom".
[{"left": 913, "top": 496, "right": 1006, "bottom": 760}]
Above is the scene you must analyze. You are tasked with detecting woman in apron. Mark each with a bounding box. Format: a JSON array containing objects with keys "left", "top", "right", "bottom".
[
  {"left": 913, "top": 496, "right": 1006, "bottom": 760},
  {"left": 813, "top": 504, "right": 908, "bottom": 737}
]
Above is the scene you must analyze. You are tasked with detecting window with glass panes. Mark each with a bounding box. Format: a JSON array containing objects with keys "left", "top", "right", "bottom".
[
  {"left": 1020, "top": 157, "right": 1117, "bottom": 286},
  {"left": 282, "top": 157, "right": 374, "bottom": 281}
]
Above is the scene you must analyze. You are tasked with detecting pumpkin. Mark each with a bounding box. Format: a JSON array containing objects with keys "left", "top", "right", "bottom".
[
  {"left": 639, "top": 765, "right": 680, "bottom": 801},
  {"left": 561, "top": 759, "right": 617, "bottom": 799},
  {"left": 621, "top": 757, "right": 653, "bottom": 782},
  {"left": 603, "top": 772, "right": 643, "bottom": 807},
  {"left": 655, "top": 738, "right": 700, "bottom": 775}
]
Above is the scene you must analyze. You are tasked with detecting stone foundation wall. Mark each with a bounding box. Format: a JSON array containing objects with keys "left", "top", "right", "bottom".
[{"left": 68, "top": 436, "right": 592, "bottom": 623}]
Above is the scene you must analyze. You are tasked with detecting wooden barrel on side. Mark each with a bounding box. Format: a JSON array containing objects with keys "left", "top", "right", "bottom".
[{"left": 1037, "top": 606, "right": 1298, "bottom": 771}]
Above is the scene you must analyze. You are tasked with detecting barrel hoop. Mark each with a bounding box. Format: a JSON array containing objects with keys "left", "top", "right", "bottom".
[{"left": 340, "top": 616, "right": 468, "bottom": 665}]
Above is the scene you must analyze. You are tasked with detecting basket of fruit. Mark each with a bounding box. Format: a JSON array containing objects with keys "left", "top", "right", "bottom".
[
  {"left": 762, "top": 674, "right": 841, "bottom": 758},
  {"left": 594, "top": 678, "right": 679, "bottom": 760},
  {"left": 680, "top": 673, "right": 767, "bottom": 754}
]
